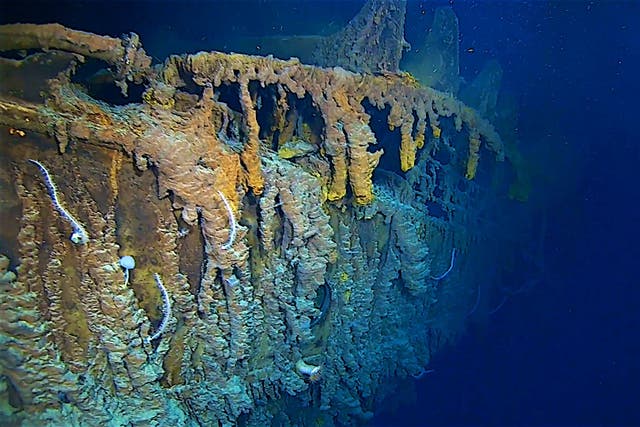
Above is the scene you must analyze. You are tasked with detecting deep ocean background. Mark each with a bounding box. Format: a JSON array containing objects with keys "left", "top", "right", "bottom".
[{"left": 1, "top": 1, "right": 638, "bottom": 425}]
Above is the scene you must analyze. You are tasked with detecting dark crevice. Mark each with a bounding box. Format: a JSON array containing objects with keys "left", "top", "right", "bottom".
[
  {"left": 254, "top": 83, "right": 279, "bottom": 147},
  {"left": 362, "top": 99, "right": 402, "bottom": 176},
  {"left": 216, "top": 82, "right": 242, "bottom": 114},
  {"left": 174, "top": 67, "right": 201, "bottom": 96},
  {"left": 71, "top": 58, "right": 144, "bottom": 105}
]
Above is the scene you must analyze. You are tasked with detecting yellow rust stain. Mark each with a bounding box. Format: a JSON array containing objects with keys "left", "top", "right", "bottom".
[
  {"left": 162, "top": 324, "right": 186, "bottom": 387},
  {"left": 109, "top": 149, "right": 123, "bottom": 203},
  {"left": 60, "top": 261, "right": 91, "bottom": 366}
]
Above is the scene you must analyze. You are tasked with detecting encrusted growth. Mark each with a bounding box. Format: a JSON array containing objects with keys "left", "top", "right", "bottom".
[{"left": 0, "top": 22, "right": 518, "bottom": 427}]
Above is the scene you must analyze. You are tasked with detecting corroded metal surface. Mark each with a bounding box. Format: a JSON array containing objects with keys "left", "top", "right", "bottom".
[{"left": 0, "top": 24, "right": 510, "bottom": 426}]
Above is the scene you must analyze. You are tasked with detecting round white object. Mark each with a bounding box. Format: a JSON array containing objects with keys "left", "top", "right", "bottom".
[{"left": 119, "top": 255, "right": 136, "bottom": 270}]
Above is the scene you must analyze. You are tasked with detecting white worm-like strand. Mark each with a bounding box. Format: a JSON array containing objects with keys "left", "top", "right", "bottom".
[
  {"left": 147, "top": 273, "right": 171, "bottom": 342},
  {"left": 28, "top": 159, "right": 89, "bottom": 244},
  {"left": 217, "top": 190, "right": 237, "bottom": 250},
  {"left": 431, "top": 247, "right": 456, "bottom": 280}
]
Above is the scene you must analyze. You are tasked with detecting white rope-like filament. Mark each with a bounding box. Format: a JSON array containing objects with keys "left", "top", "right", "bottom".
[
  {"left": 28, "top": 159, "right": 89, "bottom": 244},
  {"left": 431, "top": 247, "right": 456, "bottom": 280},
  {"left": 147, "top": 273, "right": 171, "bottom": 342},
  {"left": 217, "top": 190, "right": 237, "bottom": 250}
]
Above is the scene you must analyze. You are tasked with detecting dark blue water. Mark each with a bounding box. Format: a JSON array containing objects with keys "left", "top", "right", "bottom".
[
  {"left": 374, "top": 2, "right": 640, "bottom": 426},
  {"left": 2, "top": 1, "right": 638, "bottom": 425}
]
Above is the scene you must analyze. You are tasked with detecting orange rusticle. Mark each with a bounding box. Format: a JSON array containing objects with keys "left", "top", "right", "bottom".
[
  {"left": 0, "top": 24, "right": 504, "bottom": 207},
  {"left": 431, "top": 123, "right": 442, "bottom": 139},
  {"left": 400, "top": 123, "right": 416, "bottom": 172},
  {"left": 465, "top": 135, "right": 482, "bottom": 180},
  {"left": 329, "top": 88, "right": 383, "bottom": 205},
  {"left": 343, "top": 119, "right": 383, "bottom": 205},
  {"left": 238, "top": 78, "right": 265, "bottom": 195}
]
